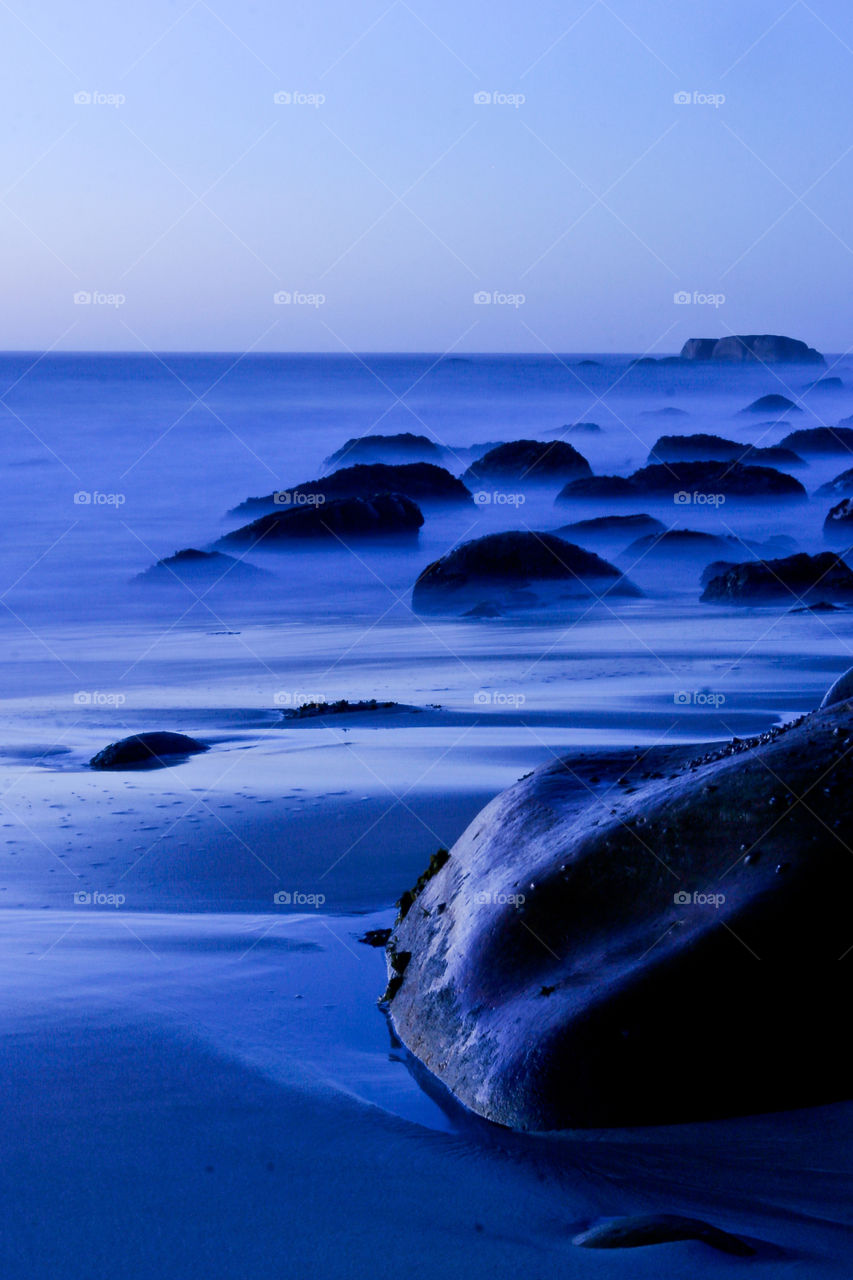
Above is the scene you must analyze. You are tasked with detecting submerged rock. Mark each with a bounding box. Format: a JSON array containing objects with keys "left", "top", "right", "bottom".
[
  {"left": 681, "top": 334, "right": 824, "bottom": 364},
  {"left": 573, "top": 1215, "right": 754, "bottom": 1256},
  {"left": 230, "top": 462, "right": 472, "bottom": 517},
  {"left": 386, "top": 688, "right": 853, "bottom": 1128},
  {"left": 557, "top": 514, "right": 665, "bottom": 542},
  {"left": 629, "top": 460, "right": 806, "bottom": 499},
  {"left": 740, "top": 393, "right": 801, "bottom": 414},
  {"left": 323, "top": 433, "right": 445, "bottom": 468},
  {"left": 135, "top": 548, "right": 270, "bottom": 585},
  {"left": 90, "top": 732, "right": 207, "bottom": 769},
  {"left": 815, "top": 466, "right": 853, "bottom": 497},
  {"left": 780, "top": 426, "right": 853, "bottom": 456},
  {"left": 411, "top": 531, "right": 640, "bottom": 614},
  {"left": 218, "top": 493, "right": 424, "bottom": 547},
  {"left": 462, "top": 439, "right": 591, "bottom": 486},
  {"left": 647, "top": 434, "right": 802, "bottom": 467},
  {"left": 555, "top": 475, "right": 636, "bottom": 502},
  {"left": 623, "top": 529, "right": 730, "bottom": 559},
  {"left": 701, "top": 551, "right": 853, "bottom": 604}
]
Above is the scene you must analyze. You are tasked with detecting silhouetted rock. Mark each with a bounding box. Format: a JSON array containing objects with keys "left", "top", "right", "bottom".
[
  {"left": 702, "top": 552, "right": 853, "bottom": 604},
  {"left": 324, "top": 433, "right": 445, "bottom": 468},
  {"left": 822, "top": 665, "right": 853, "bottom": 708},
  {"left": 557, "top": 514, "right": 665, "bottom": 542},
  {"left": 681, "top": 335, "right": 824, "bottom": 364},
  {"left": 412, "top": 531, "right": 640, "bottom": 614},
  {"left": 230, "top": 462, "right": 472, "bottom": 517},
  {"left": 780, "top": 426, "right": 853, "bottom": 456},
  {"left": 218, "top": 493, "right": 424, "bottom": 547},
  {"left": 90, "top": 732, "right": 207, "bottom": 769},
  {"left": 630, "top": 460, "right": 806, "bottom": 500},
  {"left": 462, "top": 439, "right": 591, "bottom": 486},
  {"left": 549, "top": 421, "right": 602, "bottom": 435},
  {"left": 385, "top": 684, "right": 853, "bottom": 1127},
  {"left": 824, "top": 498, "right": 853, "bottom": 544},
  {"left": 816, "top": 466, "right": 853, "bottom": 497},
  {"left": 806, "top": 376, "right": 843, "bottom": 391},
  {"left": 624, "top": 529, "right": 730, "bottom": 559},
  {"left": 555, "top": 475, "right": 636, "bottom": 502},
  {"left": 135, "top": 548, "right": 270, "bottom": 585},
  {"left": 639, "top": 406, "right": 689, "bottom": 418},
  {"left": 573, "top": 1215, "right": 753, "bottom": 1256},
  {"left": 647, "top": 434, "right": 803, "bottom": 467},
  {"left": 740, "top": 394, "right": 801, "bottom": 414}
]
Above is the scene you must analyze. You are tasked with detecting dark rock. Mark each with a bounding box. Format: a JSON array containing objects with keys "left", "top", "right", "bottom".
[
  {"left": 792, "top": 601, "right": 844, "bottom": 614},
  {"left": 574, "top": 359, "right": 601, "bottom": 367},
  {"left": 681, "top": 335, "right": 824, "bottom": 364},
  {"left": 386, "top": 691, "right": 853, "bottom": 1127},
  {"left": 805, "top": 376, "right": 844, "bottom": 391},
  {"left": 281, "top": 698, "right": 401, "bottom": 720},
  {"left": 565, "top": 421, "right": 602, "bottom": 434},
  {"left": 557, "top": 514, "right": 666, "bottom": 542},
  {"left": 629, "top": 460, "right": 806, "bottom": 499},
  {"left": 821, "top": 665, "right": 853, "bottom": 708},
  {"left": 230, "top": 462, "right": 472, "bottom": 518},
  {"left": 218, "top": 493, "right": 424, "bottom": 548},
  {"left": 624, "top": 530, "right": 731, "bottom": 559},
  {"left": 647, "top": 434, "right": 803, "bottom": 467},
  {"left": 702, "top": 551, "right": 853, "bottom": 604},
  {"left": 359, "top": 928, "right": 392, "bottom": 948},
  {"left": 815, "top": 466, "right": 853, "bottom": 497},
  {"left": 639, "top": 406, "right": 689, "bottom": 418},
  {"left": 824, "top": 497, "right": 853, "bottom": 544},
  {"left": 90, "top": 732, "right": 207, "bottom": 770},
  {"left": 740, "top": 394, "right": 801, "bottom": 414},
  {"left": 135, "top": 548, "right": 270, "bottom": 585},
  {"left": 412, "top": 531, "right": 640, "bottom": 614},
  {"left": 573, "top": 1215, "right": 754, "bottom": 1256},
  {"left": 462, "top": 440, "right": 591, "bottom": 487},
  {"left": 555, "top": 475, "right": 636, "bottom": 502},
  {"left": 780, "top": 426, "right": 853, "bottom": 456},
  {"left": 324, "top": 432, "right": 445, "bottom": 468}
]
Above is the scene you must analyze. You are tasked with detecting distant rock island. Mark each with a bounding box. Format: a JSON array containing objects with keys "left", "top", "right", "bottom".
[{"left": 680, "top": 334, "right": 825, "bottom": 364}]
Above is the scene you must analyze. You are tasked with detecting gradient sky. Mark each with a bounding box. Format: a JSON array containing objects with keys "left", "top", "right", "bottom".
[{"left": 2, "top": 0, "right": 853, "bottom": 352}]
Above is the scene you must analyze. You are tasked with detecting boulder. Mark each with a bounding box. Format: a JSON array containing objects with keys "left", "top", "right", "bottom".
[
  {"left": 385, "top": 691, "right": 853, "bottom": 1128},
  {"left": 564, "top": 421, "right": 602, "bottom": 434},
  {"left": 462, "top": 440, "right": 591, "bottom": 487},
  {"left": 90, "top": 732, "right": 207, "bottom": 769},
  {"left": 411, "top": 531, "right": 640, "bottom": 614},
  {"left": 556, "top": 514, "right": 665, "bottom": 542},
  {"left": 680, "top": 335, "right": 824, "bottom": 364},
  {"left": 740, "top": 394, "right": 801, "bottom": 414},
  {"left": 824, "top": 498, "right": 853, "bottom": 544},
  {"left": 324, "top": 433, "right": 445, "bottom": 468},
  {"left": 555, "top": 476, "right": 636, "bottom": 502},
  {"left": 647, "top": 435, "right": 803, "bottom": 467},
  {"left": 780, "top": 426, "right": 853, "bottom": 456},
  {"left": 135, "top": 548, "right": 270, "bottom": 585},
  {"left": 805, "top": 376, "right": 843, "bottom": 391},
  {"left": 230, "top": 462, "right": 472, "bottom": 518},
  {"left": 816, "top": 466, "right": 853, "bottom": 498},
  {"left": 623, "top": 529, "right": 730, "bottom": 559},
  {"left": 701, "top": 551, "right": 853, "bottom": 604},
  {"left": 572, "top": 1215, "right": 753, "bottom": 1256},
  {"left": 218, "top": 493, "right": 424, "bottom": 547},
  {"left": 629, "top": 460, "right": 806, "bottom": 500}
]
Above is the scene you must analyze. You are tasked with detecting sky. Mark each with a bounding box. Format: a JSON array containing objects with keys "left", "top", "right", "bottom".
[{"left": 2, "top": 0, "right": 853, "bottom": 353}]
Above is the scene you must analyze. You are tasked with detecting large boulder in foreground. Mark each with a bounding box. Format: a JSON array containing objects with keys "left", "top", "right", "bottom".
[
  {"left": 230, "top": 462, "right": 471, "bottom": 518},
  {"left": 701, "top": 551, "right": 853, "bottom": 604},
  {"left": 462, "top": 440, "right": 591, "bottom": 487},
  {"left": 218, "top": 493, "right": 424, "bottom": 547},
  {"left": 90, "top": 732, "right": 207, "bottom": 769},
  {"left": 680, "top": 334, "right": 824, "bottom": 364},
  {"left": 323, "top": 433, "right": 445, "bottom": 468},
  {"left": 386, "top": 690, "right": 853, "bottom": 1128},
  {"left": 412, "top": 531, "right": 639, "bottom": 614}
]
